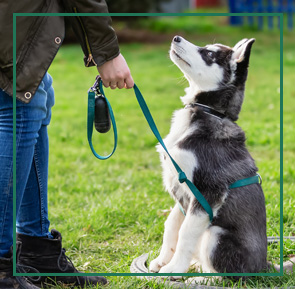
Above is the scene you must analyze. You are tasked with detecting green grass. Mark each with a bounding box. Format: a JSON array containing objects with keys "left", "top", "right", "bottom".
[{"left": 46, "top": 15, "right": 295, "bottom": 288}]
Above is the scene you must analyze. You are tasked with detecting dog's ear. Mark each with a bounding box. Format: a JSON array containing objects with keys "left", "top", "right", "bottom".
[
  {"left": 232, "top": 38, "right": 255, "bottom": 64},
  {"left": 231, "top": 38, "right": 255, "bottom": 86},
  {"left": 226, "top": 39, "right": 255, "bottom": 119}
]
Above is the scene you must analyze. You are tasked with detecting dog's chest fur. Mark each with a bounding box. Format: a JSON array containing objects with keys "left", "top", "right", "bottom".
[
  {"left": 161, "top": 108, "right": 192, "bottom": 149},
  {"left": 157, "top": 107, "right": 198, "bottom": 211}
]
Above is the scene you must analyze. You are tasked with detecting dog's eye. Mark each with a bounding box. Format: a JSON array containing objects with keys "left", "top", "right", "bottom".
[{"left": 207, "top": 51, "right": 214, "bottom": 58}]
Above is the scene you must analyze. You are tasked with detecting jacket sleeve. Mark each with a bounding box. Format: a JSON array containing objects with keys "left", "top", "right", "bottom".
[{"left": 61, "top": 0, "right": 120, "bottom": 67}]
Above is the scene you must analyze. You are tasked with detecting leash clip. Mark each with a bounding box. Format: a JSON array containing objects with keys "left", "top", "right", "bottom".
[{"left": 89, "top": 75, "right": 103, "bottom": 95}]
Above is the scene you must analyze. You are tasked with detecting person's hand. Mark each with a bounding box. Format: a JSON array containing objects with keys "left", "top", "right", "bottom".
[{"left": 97, "top": 53, "right": 134, "bottom": 89}]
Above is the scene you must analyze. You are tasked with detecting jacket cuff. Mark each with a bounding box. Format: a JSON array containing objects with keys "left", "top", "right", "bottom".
[{"left": 84, "top": 36, "right": 120, "bottom": 67}]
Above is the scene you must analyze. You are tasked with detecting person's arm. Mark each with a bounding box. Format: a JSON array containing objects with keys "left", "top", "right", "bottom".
[{"left": 62, "top": 0, "right": 133, "bottom": 88}]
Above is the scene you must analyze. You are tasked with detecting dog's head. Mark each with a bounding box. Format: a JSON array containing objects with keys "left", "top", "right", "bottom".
[{"left": 170, "top": 36, "right": 255, "bottom": 120}]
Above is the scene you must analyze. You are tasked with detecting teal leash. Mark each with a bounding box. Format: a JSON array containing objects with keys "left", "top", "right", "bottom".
[
  {"left": 133, "top": 84, "right": 214, "bottom": 222},
  {"left": 87, "top": 78, "right": 262, "bottom": 222}
]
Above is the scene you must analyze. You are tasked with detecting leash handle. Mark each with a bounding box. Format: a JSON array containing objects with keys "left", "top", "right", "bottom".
[{"left": 87, "top": 78, "right": 117, "bottom": 160}]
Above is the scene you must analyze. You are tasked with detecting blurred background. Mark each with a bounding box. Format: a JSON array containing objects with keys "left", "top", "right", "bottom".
[{"left": 63, "top": 0, "right": 294, "bottom": 44}]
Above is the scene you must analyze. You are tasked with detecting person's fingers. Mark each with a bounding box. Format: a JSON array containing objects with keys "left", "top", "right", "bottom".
[
  {"left": 97, "top": 54, "right": 134, "bottom": 90},
  {"left": 102, "top": 80, "right": 110, "bottom": 88},
  {"left": 125, "top": 75, "right": 134, "bottom": 89},
  {"left": 117, "top": 79, "right": 125, "bottom": 89},
  {"left": 110, "top": 82, "right": 117, "bottom": 89}
]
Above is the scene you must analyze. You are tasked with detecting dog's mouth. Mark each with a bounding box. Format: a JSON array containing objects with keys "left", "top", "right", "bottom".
[{"left": 171, "top": 50, "right": 191, "bottom": 67}]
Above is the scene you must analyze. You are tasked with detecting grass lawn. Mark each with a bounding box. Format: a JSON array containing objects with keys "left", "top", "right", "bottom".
[{"left": 46, "top": 15, "right": 294, "bottom": 288}]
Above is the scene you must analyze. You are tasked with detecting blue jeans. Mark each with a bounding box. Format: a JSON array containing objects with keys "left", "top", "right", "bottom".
[{"left": 0, "top": 73, "right": 54, "bottom": 257}]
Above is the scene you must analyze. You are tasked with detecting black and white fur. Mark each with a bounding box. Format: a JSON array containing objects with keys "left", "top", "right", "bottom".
[{"left": 149, "top": 36, "right": 267, "bottom": 282}]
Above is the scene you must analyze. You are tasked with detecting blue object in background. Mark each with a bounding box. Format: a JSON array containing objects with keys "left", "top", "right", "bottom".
[{"left": 229, "top": 0, "right": 295, "bottom": 30}]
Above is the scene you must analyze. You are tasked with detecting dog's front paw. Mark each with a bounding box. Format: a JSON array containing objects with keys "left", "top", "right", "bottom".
[
  {"left": 149, "top": 257, "right": 167, "bottom": 273},
  {"left": 158, "top": 262, "right": 187, "bottom": 279}
]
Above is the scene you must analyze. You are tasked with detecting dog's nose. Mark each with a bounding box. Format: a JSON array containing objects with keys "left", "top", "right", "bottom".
[{"left": 173, "top": 36, "right": 181, "bottom": 43}]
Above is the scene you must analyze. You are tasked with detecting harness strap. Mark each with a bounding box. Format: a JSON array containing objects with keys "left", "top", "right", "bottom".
[
  {"left": 229, "top": 174, "right": 262, "bottom": 189},
  {"left": 178, "top": 173, "right": 262, "bottom": 217}
]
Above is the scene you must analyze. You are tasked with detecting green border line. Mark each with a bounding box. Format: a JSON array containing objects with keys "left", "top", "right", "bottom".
[
  {"left": 13, "top": 12, "right": 283, "bottom": 278},
  {"left": 12, "top": 12, "right": 283, "bottom": 17},
  {"left": 13, "top": 11, "right": 17, "bottom": 277},
  {"left": 279, "top": 11, "right": 284, "bottom": 274}
]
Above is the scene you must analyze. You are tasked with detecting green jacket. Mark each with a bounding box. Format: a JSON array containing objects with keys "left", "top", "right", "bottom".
[{"left": 0, "top": 0, "right": 120, "bottom": 103}]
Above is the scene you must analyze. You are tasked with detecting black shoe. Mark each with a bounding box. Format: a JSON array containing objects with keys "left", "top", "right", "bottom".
[
  {"left": 17, "top": 230, "right": 107, "bottom": 288},
  {"left": 0, "top": 242, "right": 40, "bottom": 289}
]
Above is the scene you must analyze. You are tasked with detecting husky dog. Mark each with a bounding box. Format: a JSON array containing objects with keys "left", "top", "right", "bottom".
[{"left": 149, "top": 36, "right": 267, "bottom": 281}]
